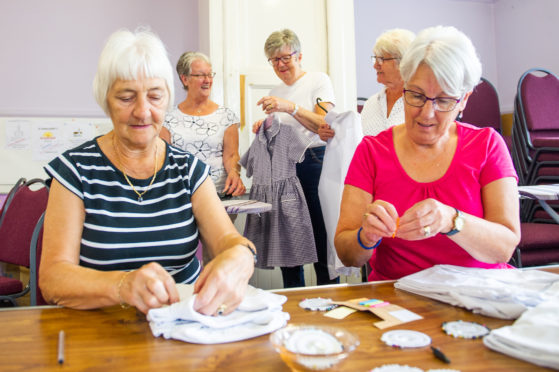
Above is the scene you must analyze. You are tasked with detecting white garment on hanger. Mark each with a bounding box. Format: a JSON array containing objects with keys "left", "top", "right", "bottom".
[{"left": 318, "top": 110, "right": 364, "bottom": 279}]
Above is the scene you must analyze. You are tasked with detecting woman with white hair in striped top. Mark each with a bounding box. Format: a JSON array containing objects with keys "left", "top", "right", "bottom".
[{"left": 39, "top": 29, "right": 256, "bottom": 316}]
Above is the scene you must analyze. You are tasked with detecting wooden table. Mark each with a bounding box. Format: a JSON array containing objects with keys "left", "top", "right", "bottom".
[{"left": 1, "top": 267, "right": 557, "bottom": 371}]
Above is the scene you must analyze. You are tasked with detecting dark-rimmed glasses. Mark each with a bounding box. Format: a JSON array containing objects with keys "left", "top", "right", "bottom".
[
  {"left": 189, "top": 72, "right": 216, "bottom": 79},
  {"left": 403, "top": 89, "right": 461, "bottom": 112},
  {"left": 371, "top": 56, "right": 399, "bottom": 65},
  {"left": 268, "top": 51, "right": 297, "bottom": 66}
]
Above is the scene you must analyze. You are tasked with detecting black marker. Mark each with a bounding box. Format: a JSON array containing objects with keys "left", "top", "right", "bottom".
[{"left": 431, "top": 346, "right": 450, "bottom": 364}]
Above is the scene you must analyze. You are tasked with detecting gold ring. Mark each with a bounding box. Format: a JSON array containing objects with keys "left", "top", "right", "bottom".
[
  {"left": 363, "top": 212, "right": 371, "bottom": 219},
  {"left": 217, "top": 304, "right": 227, "bottom": 316},
  {"left": 423, "top": 225, "right": 431, "bottom": 237}
]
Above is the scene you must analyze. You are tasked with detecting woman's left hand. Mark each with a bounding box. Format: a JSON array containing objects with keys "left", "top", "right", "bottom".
[
  {"left": 396, "top": 198, "right": 455, "bottom": 240},
  {"left": 223, "top": 170, "right": 246, "bottom": 196},
  {"left": 192, "top": 245, "right": 254, "bottom": 316},
  {"left": 257, "top": 96, "right": 294, "bottom": 115}
]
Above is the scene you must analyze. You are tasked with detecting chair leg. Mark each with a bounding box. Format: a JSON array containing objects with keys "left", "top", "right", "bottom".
[
  {"left": 0, "top": 297, "right": 18, "bottom": 307},
  {"left": 515, "top": 248, "right": 522, "bottom": 268}
]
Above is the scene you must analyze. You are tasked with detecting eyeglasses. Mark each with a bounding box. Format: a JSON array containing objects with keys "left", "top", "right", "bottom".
[
  {"left": 371, "top": 56, "right": 399, "bottom": 65},
  {"left": 189, "top": 72, "right": 216, "bottom": 79},
  {"left": 403, "top": 89, "right": 461, "bottom": 112},
  {"left": 268, "top": 51, "right": 297, "bottom": 66}
]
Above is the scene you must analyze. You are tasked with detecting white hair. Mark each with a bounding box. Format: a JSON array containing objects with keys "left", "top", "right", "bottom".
[
  {"left": 373, "top": 28, "right": 415, "bottom": 60},
  {"left": 92, "top": 28, "right": 174, "bottom": 115},
  {"left": 399, "top": 26, "right": 482, "bottom": 97},
  {"left": 264, "top": 29, "right": 301, "bottom": 59}
]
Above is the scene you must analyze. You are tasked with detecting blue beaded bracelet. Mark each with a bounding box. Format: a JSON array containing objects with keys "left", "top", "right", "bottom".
[{"left": 357, "top": 227, "right": 382, "bottom": 250}]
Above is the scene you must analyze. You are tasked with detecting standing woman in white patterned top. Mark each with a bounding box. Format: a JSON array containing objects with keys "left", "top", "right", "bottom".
[
  {"left": 161, "top": 52, "right": 245, "bottom": 196},
  {"left": 360, "top": 29, "right": 415, "bottom": 136}
]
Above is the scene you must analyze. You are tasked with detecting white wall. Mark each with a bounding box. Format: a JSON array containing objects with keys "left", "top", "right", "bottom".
[
  {"left": 0, "top": 0, "right": 199, "bottom": 117},
  {"left": 354, "top": 0, "right": 497, "bottom": 101}
]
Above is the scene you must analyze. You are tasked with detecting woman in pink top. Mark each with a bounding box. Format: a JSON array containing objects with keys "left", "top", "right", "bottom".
[{"left": 335, "top": 26, "right": 520, "bottom": 281}]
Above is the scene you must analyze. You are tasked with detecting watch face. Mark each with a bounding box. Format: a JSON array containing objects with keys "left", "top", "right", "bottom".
[{"left": 455, "top": 211, "right": 465, "bottom": 231}]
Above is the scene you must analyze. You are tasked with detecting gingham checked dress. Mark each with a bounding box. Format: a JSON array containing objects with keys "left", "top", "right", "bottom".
[{"left": 240, "top": 114, "right": 317, "bottom": 269}]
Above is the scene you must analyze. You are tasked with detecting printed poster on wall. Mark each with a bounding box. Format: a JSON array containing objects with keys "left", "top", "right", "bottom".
[
  {"left": 31, "top": 122, "right": 65, "bottom": 162},
  {"left": 5, "top": 119, "right": 32, "bottom": 150}
]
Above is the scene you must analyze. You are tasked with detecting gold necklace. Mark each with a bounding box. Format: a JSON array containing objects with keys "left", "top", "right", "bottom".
[{"left": 113, "top": 138, "right": 158, "bottom": 203}]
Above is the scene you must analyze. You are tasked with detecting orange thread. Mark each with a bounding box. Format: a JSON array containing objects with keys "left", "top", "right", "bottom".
[{"left": 392, "top": 217, "right": 400, "bottom": 238}]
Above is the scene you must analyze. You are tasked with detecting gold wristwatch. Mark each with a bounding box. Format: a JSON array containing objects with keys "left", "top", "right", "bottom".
[{"left": 442, "top": 208, "right": 464, "bottom": 236}]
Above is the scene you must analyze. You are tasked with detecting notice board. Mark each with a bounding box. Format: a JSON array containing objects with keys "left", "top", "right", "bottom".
[{"left": 0, "top": 117, "right": 112, "bottom": 193}]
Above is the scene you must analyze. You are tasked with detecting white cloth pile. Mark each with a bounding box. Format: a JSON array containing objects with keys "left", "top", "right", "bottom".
[
  {"left": 147, "top": 284, "right": 290, "bottom": 344},
  {"left": 484, "top": 299, "right": 559, "bottom": 369},
  {"left": 394, "top": 264, "right": 559, "bottom": 319}
]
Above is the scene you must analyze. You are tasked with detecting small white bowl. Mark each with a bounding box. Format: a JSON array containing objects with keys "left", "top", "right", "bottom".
[{"left": 270, "top": 324, "right": 359, "bottom": 371}]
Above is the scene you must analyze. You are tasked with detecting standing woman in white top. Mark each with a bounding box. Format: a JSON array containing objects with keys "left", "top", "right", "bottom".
[
  {"left": 360, "top": 29, "right": 415, "bottom": 136},
  {"left": 161, "top": 52, "right": 245, "bottom": 196},
  {"left": 252, "top": 29, "right": 337, "bottom": 288}
]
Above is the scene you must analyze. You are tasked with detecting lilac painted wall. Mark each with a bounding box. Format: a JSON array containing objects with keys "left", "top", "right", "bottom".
[
  {"left": 354, "top": 0, "right": 559, "bottom": 114},
  {"left": 495, "top": 0, "right": 559, "bottom": 112},
  {"left": 0, "top": 0, "right": 198, "bottom": 117},
  {"left": 354, "top": 0, "right": 497, "bottom": 103}
]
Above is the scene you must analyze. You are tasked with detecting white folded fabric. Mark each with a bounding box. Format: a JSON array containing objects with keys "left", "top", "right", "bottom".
[
  {"left": 394, "top": 265, "right": 559, "bottom": 319},
  {"left": 147, "top": 285, "right": 290, "bottom": 344},
  {"left": 483, "top": 300, "right": 559, "bottom": 370}
]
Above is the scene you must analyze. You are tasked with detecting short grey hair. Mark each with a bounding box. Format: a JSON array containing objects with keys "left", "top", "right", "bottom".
[
  {"left": 399, "top": 26, "right": 482, "bottom": 97},
  {"left": 373, "top": 28, "right": 415, "bottom": 61},
  {"left": 92, "top": 28, "right": 175, "bottom": 115},
  {"left": 176, "top": 51, "right": 212, "bottom": 90},
  {"left": 264, "top": 29, "right": 301, "bottom": 59}
]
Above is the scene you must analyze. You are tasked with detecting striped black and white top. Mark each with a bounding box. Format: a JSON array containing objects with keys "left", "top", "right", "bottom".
[{"left": 44, "top": 137, "right": 209, "bottom": 284}]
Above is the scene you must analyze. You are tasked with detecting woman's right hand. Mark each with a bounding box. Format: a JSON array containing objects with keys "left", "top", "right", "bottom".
[
  {"left": 252, "top": 119, "right": 264, "bottom": 134},
  {"left": 118, "top": 262, "right": 180, "bottom": 314},
  {"left": 318, "top": 123, "right": 335, "bottom": 141},
  {"left": 361, "top": 200, "right": 399, "bottom": 245}
]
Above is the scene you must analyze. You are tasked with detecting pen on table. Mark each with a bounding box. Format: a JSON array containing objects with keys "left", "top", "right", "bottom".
[
  {"left": 431, "top": 346, "right": 450, "bottom": 364},
  {"left": 58, "top": 330, "right": 65, "bottom": 364}
]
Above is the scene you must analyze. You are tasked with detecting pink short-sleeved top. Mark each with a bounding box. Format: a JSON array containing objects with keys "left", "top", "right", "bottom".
[{"left": 345, "top": 122, "right": 518, "bottom": 281}]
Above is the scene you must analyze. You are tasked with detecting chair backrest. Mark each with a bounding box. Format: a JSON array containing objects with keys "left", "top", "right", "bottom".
[
  {"left": 357, "top": 97, "right": 367, "bottom": 114},
  {"left": 29, "top": 213, "right": 47, "bottom": 305},
  {"left": 0, "top": 178, "right": 26, "bottom": 227},
  {"left": 518, "top": 68, "right": 559, "bottom": 132},
  {"left": 0, "top": 179, "right": 49, "bottom": 267},
  {"left": 460, "top": 77, "right": 501, "bottom": 132}
]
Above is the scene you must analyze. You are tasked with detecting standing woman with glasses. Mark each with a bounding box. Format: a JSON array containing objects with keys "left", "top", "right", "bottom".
[
  {"left": 360, "top": 29, "right": 415, "bottom": 136},
  {"left": 334, "top": 26, "right": 520, "bottom": 281},
  {"left": 161, "top": 52, "right": 245, "bottom": 197},
  {"left": 252, "top": 29, "right": 337, "bottom": 288}
]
